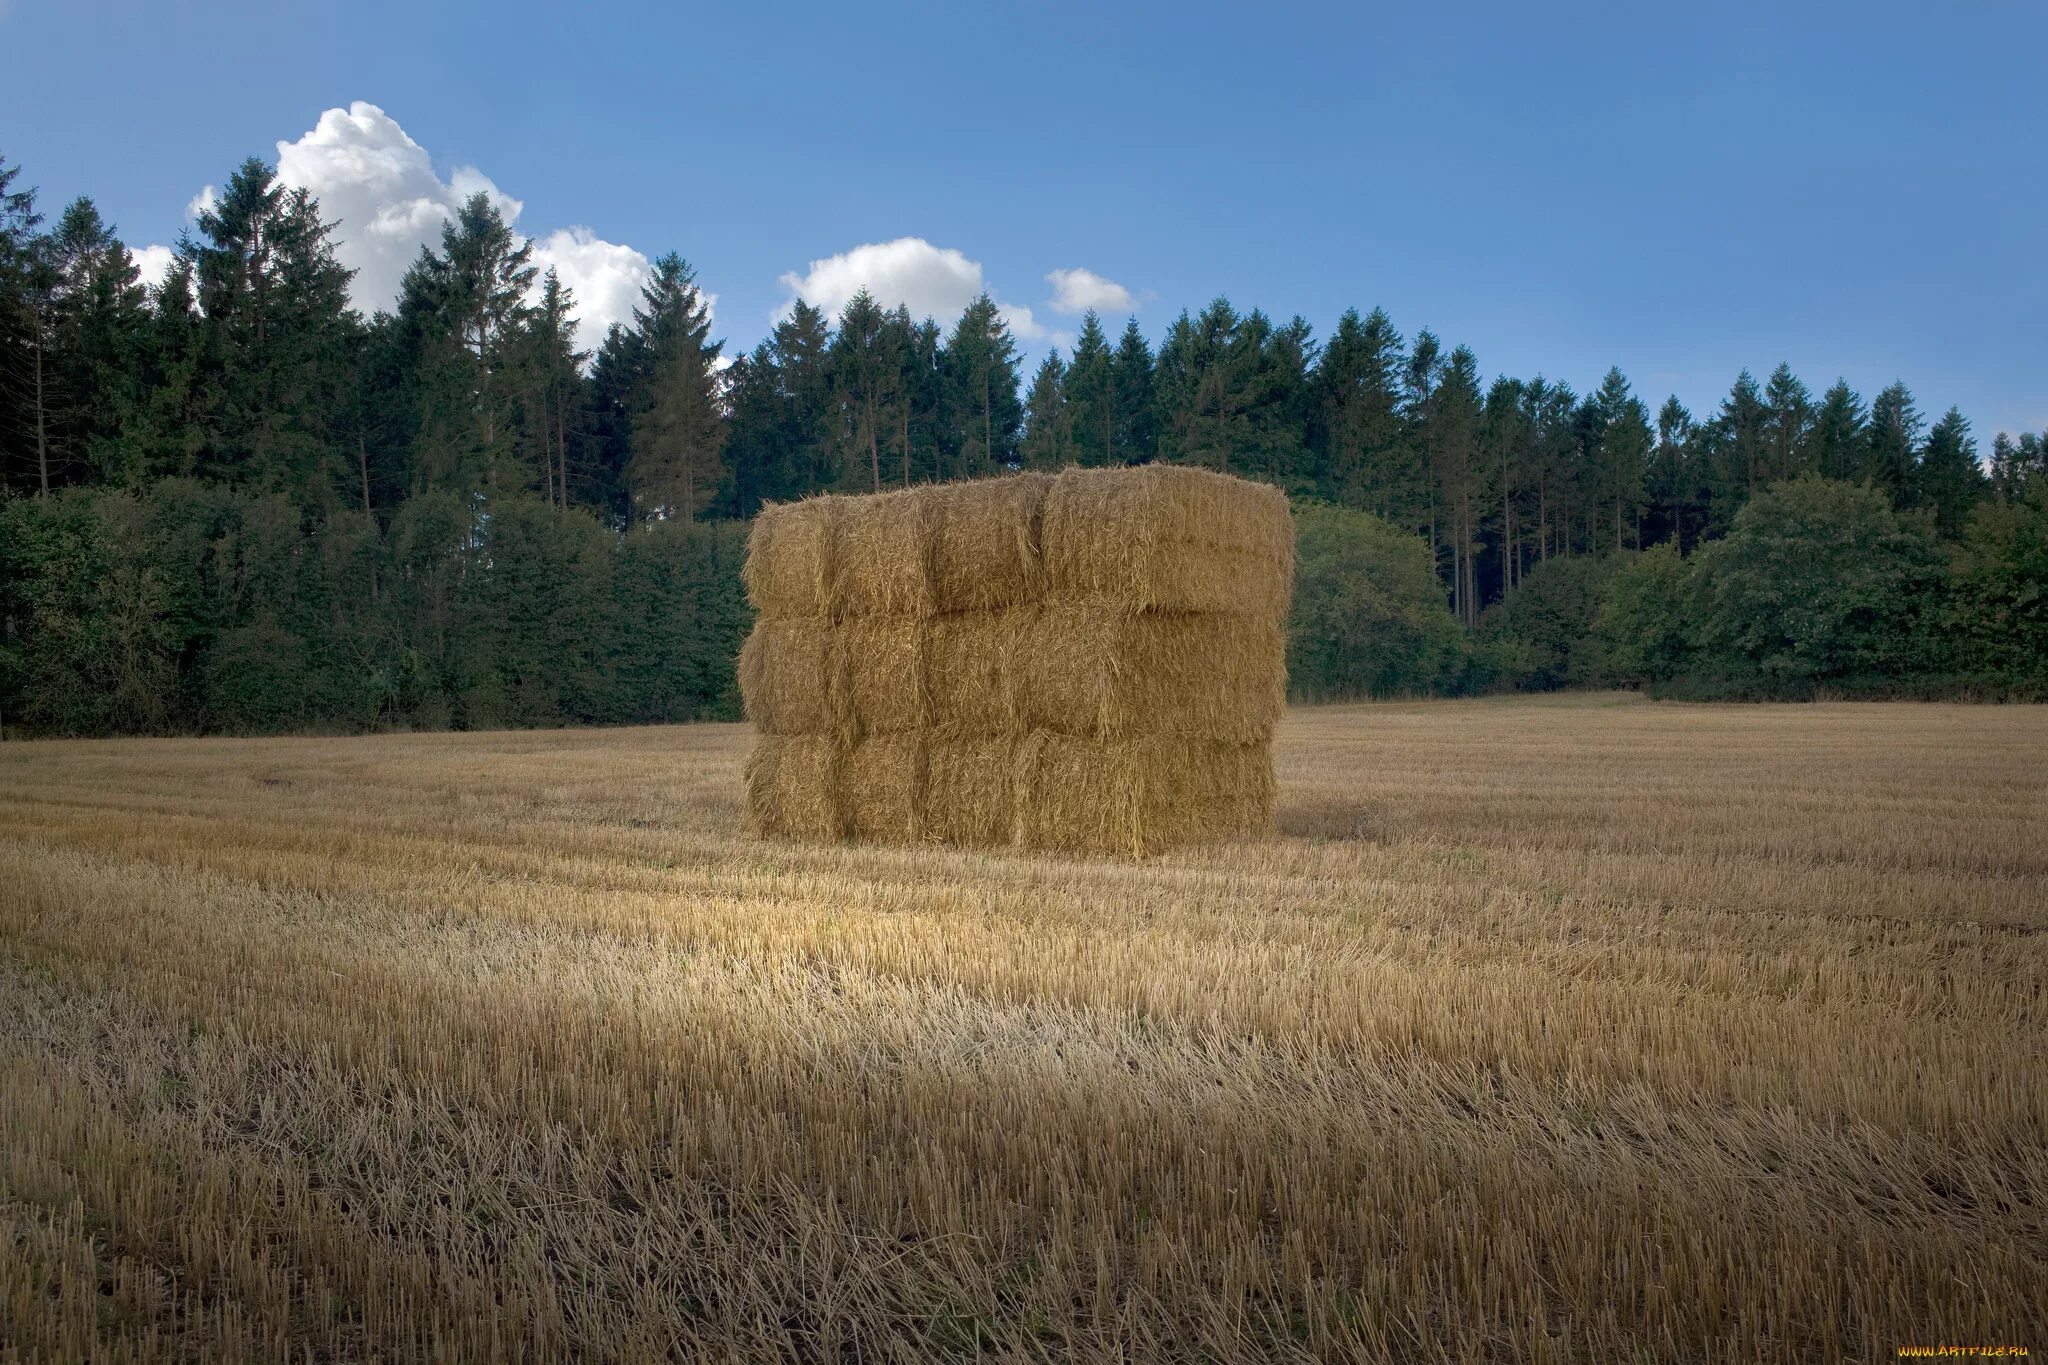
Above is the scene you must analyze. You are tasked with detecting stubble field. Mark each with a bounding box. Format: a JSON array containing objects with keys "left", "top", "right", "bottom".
[{"left": 0, "top": 695, "right": 2042, "bottom": 1362}]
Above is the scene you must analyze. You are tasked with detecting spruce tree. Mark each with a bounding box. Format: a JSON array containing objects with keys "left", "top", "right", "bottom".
[
  {"left": 1761, "top": 363, "right": 1813, "bottom": 484},
  {"left": 1019, "top": 350, "right": 1071, "bottom": 469},
  {"left": 1866, "top": 382, "right": 1923, "bottom": 494},
  {"left": 1315, "top": 307, "right": 1409, "bottom": 515},
  {"left": 1809, "top": 380, "right": 1867, "bottom": 483},
  {"left": 1064, "top": 311, "right": 1114, "bottom": 466},
  {"left": 1109, "top": 317, "right": 1155, "bottom": 463},
  {"left": 627, "top": 253, "right": 724, "bottom": 522},
  {"left": 944, "top": 294, "right": 1022, "bottom": 472},
  {"left": 1650, "top": 396, "right": 1695, "bottom": 550},
  {"left": 827, "top": 289, "right": 894, "bottom": 492},
  {"left": 1910, "top": 407, "right": 1984, "bottom": 538}
]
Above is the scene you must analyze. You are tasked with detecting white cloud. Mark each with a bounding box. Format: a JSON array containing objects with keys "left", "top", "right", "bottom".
[
  {"left": 527, "top": 226, "right": 663, "bottom": 355},
  {"left": 133, "top": 244, "right": 177, "bottom": 293},
  {"left": 1045, "top": 266, "right": 1133, "bottom": 316},
  {"left": 244, "top": 101, "right": 653, "bottom": 352},
  {"left": 185, "top": 185, "right": 219, "bottom": 221},
  {"left": 778, "top": 235, "right": 1056, "bottom": 347}
]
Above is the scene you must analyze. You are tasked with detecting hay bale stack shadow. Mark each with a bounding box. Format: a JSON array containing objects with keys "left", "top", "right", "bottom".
[{"left": 739, "top": 466, "right": 1293, "bottom": 857}]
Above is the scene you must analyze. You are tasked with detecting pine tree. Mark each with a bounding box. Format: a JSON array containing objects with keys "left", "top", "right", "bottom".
[
  {"left": 944, "top": 294, "right": 1021, "bottom": 473},
  {"left": 1866, "top": 382, "right": 1922, "bottom": 494},
  {"left": 1761, "top": 363, "right": 1813, "bottom": 484},
  {"left": 1593, "top": 368, "right": 1652, "bottom": 551},
  {"left": 626, "top": 253, "right": 724, "bottom": 522},
  {"left": 1809, "top": 380, "right": 1867, "bottom": 483},
  {"left": 520, "top": 268, "right": 585, "bottom": 508},
  {"left": 1315, "top": 307, "right": 1410, "bottom": 516},
  {"left": 1249, "top": 314, "right": 1316, "bottom": 492},
  {"left": 1019, "top": 350, "right": 1071, "bottom": 469},
  {"left": 1650, "top": 396, "right": 1695, "bottom": 550},
  {"left": 773, "top": 300, "right": 837, "bottom": 490},
  {"left": 827, "top": 289, "right": 895, "bottom": 492},
  {"left": 1709, "top": 370, "right": 1768, "bottom": 531},
  {"left": 1910, "top": 407, "right": 1984, "bottom": 538},
  {"left": 1110, "top": 316, "right": 1155, "bottom": 463},
  {"left": 190, "top": 158, "right": 358, "bottom": 492},
  {"left": 1064, "top": 311, "right": 1114, "bottom": 466},
  {"left": 1424, "top": 345, "right": 1487, "bottom": 624}
]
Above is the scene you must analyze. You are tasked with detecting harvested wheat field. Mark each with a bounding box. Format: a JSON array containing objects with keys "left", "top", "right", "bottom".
[{"left": 1, "top": 695, "right": 2043, "bottom": 1362}]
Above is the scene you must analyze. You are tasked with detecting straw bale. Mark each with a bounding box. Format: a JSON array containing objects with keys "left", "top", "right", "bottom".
[
  {"left": 836, "top": 617, "right": 928, "bottom": 740},
  {"left": 924, "top": 607, "right": 1036, "bottom": 735},
  {"left": 839, "top": 735, "right": 925, "bottom": 842},
  {"left": 1042, "top": 465, "right": 1294, "bottom": 620},
  {"left": 1014, "top": 733, "right": 1275, "bottom": 856},
  {"left": 924, "top": 737, "right": 1018, "bottom": 847},
  {"left": 926, "top": 472, "right": 1051, "bottom": 613},
  {"left": 743, "top": 496, "right": 839, "bottom": 620},
  {"left": 1018, "top": 607, "right": 1284, "bottom": 743},
  {"left": 831, "top": 487, "right": 935, "bottom": 619},
  {"left": 743, "top": 735, "right": 842, "bottom": 840},
  {"left": 737, "top": 619, "right": 836, "bottom": 736}
]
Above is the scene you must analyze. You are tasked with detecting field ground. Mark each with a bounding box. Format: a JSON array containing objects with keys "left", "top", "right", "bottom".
[{"left": 0, "top": 695, "right": 2042, "bottom": 1362}]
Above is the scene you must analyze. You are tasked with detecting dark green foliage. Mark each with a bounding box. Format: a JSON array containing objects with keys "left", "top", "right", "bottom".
[
  {"left": 1480, "top": 553, "right": 1622, "bottom": 691},
  {"left": 1940, "top": 492, "right": 2048, "bottom": 692},
  {"left": 0, "top": 146, "right": 2032, "bottom": 734},
  {"left": 1594, "top": 544, "right": 1692, "bottom": 688},
  {"left": 1287, "top": 503, "right": 1466, "bottom": 699},
  {"left": 1684, "top": 477, "right": 1940, "bottom": 696}
]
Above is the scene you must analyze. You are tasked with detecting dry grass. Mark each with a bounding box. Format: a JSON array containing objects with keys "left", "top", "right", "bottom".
[{"left": 0, "top": 694, "right": 2042, "bottom": 1362}]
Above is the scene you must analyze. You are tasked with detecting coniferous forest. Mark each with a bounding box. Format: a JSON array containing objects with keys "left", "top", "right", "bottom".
[{"left": 1, "top": 151, "right": 2043, "bottom": 736}]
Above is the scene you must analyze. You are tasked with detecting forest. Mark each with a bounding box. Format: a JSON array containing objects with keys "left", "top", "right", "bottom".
[{"left": 1, "top": 150, "right": 2043, "bottom": 736}]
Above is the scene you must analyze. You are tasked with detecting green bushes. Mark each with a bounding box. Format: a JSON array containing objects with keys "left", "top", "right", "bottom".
[
  {"left": 0, "top": 485, "right": 753, "bottom": 735},
  {"left": 1286, "top": 502, "right": 1466, "bottom": 698}
]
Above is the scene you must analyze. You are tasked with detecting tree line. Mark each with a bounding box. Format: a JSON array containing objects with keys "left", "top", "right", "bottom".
[{"left": 1, "top": 149, "right": 2043, "bottom": 734}]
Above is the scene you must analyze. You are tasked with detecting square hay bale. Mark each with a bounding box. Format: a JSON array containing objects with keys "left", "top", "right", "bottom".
[
  {"left": 743, "top": 735, "right": 842, "bottom": 840},
  {"left": 924, "top": 607, "right": 1035, "bottom": 735},
  {"left": 1014, "top": 734, "right": 1275, "bottom": 856},
  {"left": 839, "top": 735, "right": 925, "bottom": 842},
  {"left": 926, "top": 472, "right": 1051, "bottom": 613},
  {"left": 924, "top": 737, "right": 1016, "bottom": 847},
  {"left": 1042, "top": 464, "right": 1294, "bottom": 620},
  {"left": 831, "top": 487, "right": 935, "bottom": 619},
  {"left": 1018, "top": 607, "right": 1285, "bottom": 743},
  {"left": 836, "top": 617, "right": 928, "bottom": 740},
  {"left": 743, "top": 496, "right": 838, "bottom": 620},
  {"left": 737, "top": 619, "right": 836, "bottom": 736}
]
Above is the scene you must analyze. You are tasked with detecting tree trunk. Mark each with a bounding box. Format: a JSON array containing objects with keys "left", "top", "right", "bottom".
[
  {"left": 33, "top": 321, "right": 49, "bottom": 496},
  {"left": 358, "top": 433, "right": 379, "bottom": 602}
]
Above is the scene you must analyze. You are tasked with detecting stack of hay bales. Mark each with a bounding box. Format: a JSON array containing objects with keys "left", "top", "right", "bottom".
[{"left": 740, "top": 464, "right": 1293, "bottom": 856}]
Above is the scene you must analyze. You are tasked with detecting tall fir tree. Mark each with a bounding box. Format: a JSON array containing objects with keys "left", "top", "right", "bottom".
[
  {"left": 1809, "top": 379, "right": 1868, "bottom": 483},
  {"left": 1109, "top": 316, "right": 1156, "bottom": 463},
  {"left": 1019, "top": 350, "right": 1072, "bottom": 470},
  {"left": 1910, "top": 406, "right": 1984, "bottom": 538},
  {"left": 1866, "top": 382, "right": 1923, "bottom": 494},
  {"left": 944, "top": 294, "right": 1022, "bottom": 473},
  {"left": 1063, "top": 311, "right": 1115, "bottom": 466},
  {"left": 627, "top": 253, "right": 724, "bottom": 522}
]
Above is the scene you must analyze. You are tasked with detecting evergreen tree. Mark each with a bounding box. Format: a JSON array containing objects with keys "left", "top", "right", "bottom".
[
  {"left": 1910, "top": 406, "right": 1984, "bottom": 538},
  {"left": 944, "top": 294, "right": 1021, "bottom": 472},
  {"left": 827, "top": 289, "right": 895, "bottom": 492},
  {"left": 1426, "top": 345, "right": 1487, "bottom": 625},
  {"left": 189, "top": 158, "right": 358, "bottom": 493},
  {"left": 1019, "top": 350, "right": 1072, "bottom": 470},
  {"left": 627, "top": 254, "right": 724, "bottom": 522},
  {"left": 1649, "top": 395, "right": 1696, "bottom": 549},
  {"left": 1866, "top": 381, "right": 1922, "bottom": 493},
  {"left": 1109, "top": 316, "right": 1155, "bottom": 463},
  {"left": 1708, "top": 370, "right": 1768, "bottom": 531},
  {"left": 1314, "top": 307, "right": 1409, "bottom": 516},
  {"left": 1592, "top": 367, "right": 1651, "bottom": 550},
  {"left": 1808, "top": 379, "right": 1867, "bottom": 483},
  {"left": 1761, "top": 363, "right": 1813, "bottom": 484},
  {"left": 1064, "top": 312, "right": 1115, "bottom": 466}
]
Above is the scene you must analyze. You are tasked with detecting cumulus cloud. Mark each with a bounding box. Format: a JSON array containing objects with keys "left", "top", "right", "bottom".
[
  {"left": 133, "top": 244, "right": 178, "bottom": 293},
  {"left": 778, "top": 236, "right": 1050, "bottom": 340},
  {"left": 258, "top": 102, "right": 651, "bottom": 353},
  {"left": 185, "top": 185, "right": 219, "bottom": 221},
  {"left": 1045, "top": 267, "right": 1133, "bottom": 316}
]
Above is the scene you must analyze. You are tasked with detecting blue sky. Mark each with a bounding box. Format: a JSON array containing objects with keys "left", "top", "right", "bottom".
[{"left": 2, "top": 0, "right": 2042, "bottom": 440}]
